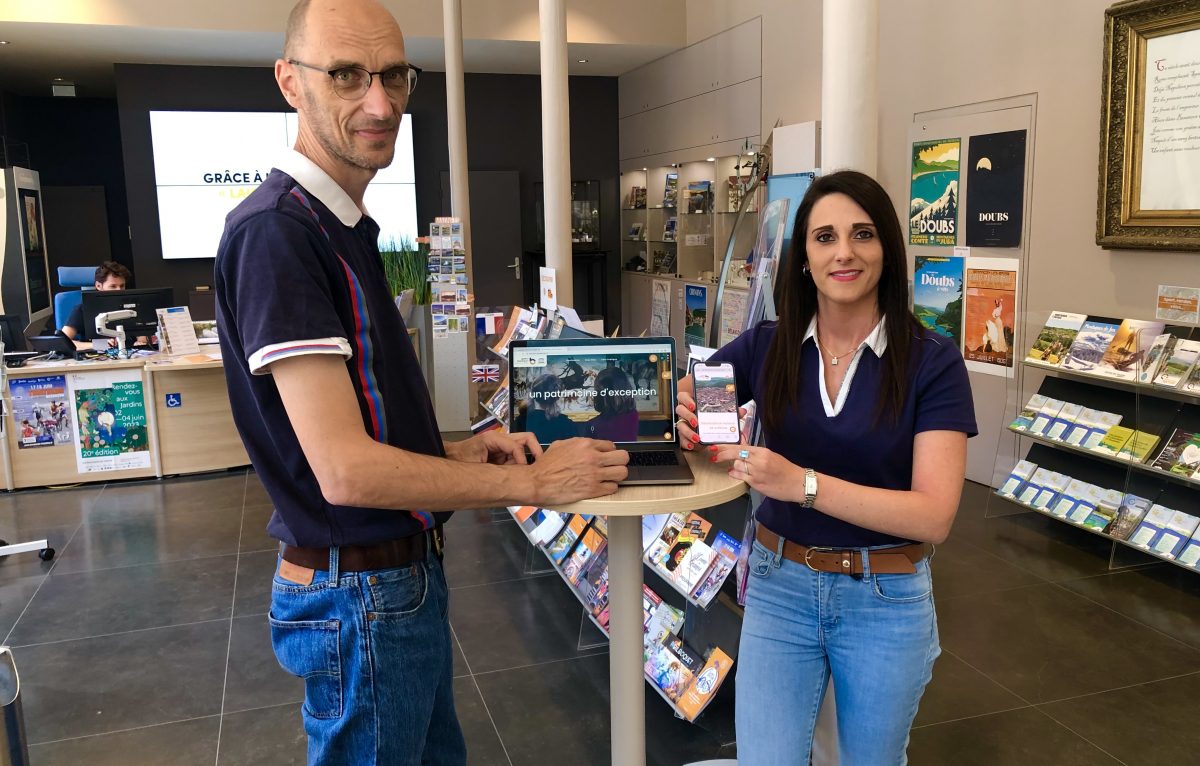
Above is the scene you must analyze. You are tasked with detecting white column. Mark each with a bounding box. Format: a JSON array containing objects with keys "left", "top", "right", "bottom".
[
  {"left": 820, "top": 0, "right": 879, "bottom": 175},
  {"left": 443, "top": 0, "right": 472, "bottom": 262},
  {"left": 539, "top": 0, "right": 574, "bottom": 306}
]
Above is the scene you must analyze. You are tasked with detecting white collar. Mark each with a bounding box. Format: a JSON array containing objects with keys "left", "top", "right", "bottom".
[
  {"left": 803, "top": 315, "right": 888, "bottom": 357},
  {"left": 274, "top": 148, "right": 363, "bottom": 228}
]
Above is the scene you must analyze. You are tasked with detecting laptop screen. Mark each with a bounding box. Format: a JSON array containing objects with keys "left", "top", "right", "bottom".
[{"left": 510, "top": 338, "right": 677, "bottom": 446}]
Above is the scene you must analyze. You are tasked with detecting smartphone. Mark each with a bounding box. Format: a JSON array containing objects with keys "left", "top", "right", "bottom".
[{"left": 692, "top": 361, "right": 740, "bottom": 444}]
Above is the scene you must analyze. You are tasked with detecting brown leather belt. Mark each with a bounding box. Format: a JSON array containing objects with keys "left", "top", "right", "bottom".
[
  {"left": 756, "top": 526, "right": 928, "bottom": 575},
  {"left": 281, "top": 527, "right": 444, "bottom": 572}
]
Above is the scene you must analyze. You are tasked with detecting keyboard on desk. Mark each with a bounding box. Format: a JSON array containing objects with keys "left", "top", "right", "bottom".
[{"left": 626, "top": 449, "right": 681, "bottom": 467}]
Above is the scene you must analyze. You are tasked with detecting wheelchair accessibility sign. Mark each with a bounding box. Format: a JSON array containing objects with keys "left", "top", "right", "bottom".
[{"left": 165, "top": 393, "right": 183, "bottom": 408}]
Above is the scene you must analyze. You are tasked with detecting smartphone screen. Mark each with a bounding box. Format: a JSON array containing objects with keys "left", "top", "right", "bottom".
[{"left": 693, "top": 362, "right": 740, "bottom": 444}]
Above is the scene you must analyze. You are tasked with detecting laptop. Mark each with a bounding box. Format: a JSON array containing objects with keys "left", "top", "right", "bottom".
[{"left": 509, "top": 336, "right": 694, "bottom": 485}]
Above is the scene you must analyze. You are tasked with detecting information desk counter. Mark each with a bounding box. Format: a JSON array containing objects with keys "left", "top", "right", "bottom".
[{"left": 2, "top": 353, "right": 250, "bottom": 490}]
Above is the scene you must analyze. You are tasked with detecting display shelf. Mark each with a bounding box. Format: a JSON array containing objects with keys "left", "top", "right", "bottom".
[
  {"left": 1008, "top": 426, "right": 1200, "bottom": 491},
  {"left": 506, "top": 508, "right": 701, "bottom": 721},
  {"left": 992, "top": 491, "right": 1198, "bottom": 573},
  {"left": 643, "top": 562, "right": 709, "bottom": 610},
  {"left": 1024, "top": 358, "right": 1200, "bottom": 406}
]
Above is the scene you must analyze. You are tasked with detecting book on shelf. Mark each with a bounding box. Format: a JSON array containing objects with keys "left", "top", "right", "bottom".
[
  {"left": 628, "top": 222, "right": 644, "bottom": 240},
  {"left": 1062, "top": 408, "right": 1099, "bottom": 446},
  {"left": 642, "top": 514, "right": 671, "bottom": 553},
  {"left": 644, "top": 601, "right": 685, "bottom": 659},
  {"left": 1065, "top": 486, "right": 1105, "bottom": 525},
  {"left": 686, "top": 181, "right": 712, "bottom": 214},
  {"left": 1183, "top": 359, "right": 1200, "bottom": 395},
  {"left": 642, "top": 584, "right": 663, "bottom": 627},
  {"left": 576, "top": 547, "right": 610, "bottom": 617},
  {"left": 999, "top": 459, "right": 1037, "bottom": 498},
  {"left": 1045, "top": 402, "right": 1083, "bottom": 442},
  {"left": 530, "top": 511, "right": 568, "bottom": 546},
  {"left": 626, "top": 186, "right": 647, "bottom": 209},
  {"left": 1116, "top": 430, "right": 1161, "bottom": 463},
  {"left": 1029, "top": 398, "right": 1065, "bottom": 436},
  {"left": 1153, "top": 339, "right": 1200, "bottom": 388},
  {"left": 1017, "top": 468, "right": 1055, "bottom": 506},
  {"left": 644, "top": 634, "right": 702, "bottom": 703},
  {"left": 692, "top": 531, "right": 741, "bottom": 606},
  {"left": 1151, "top": 511, "right": 1200, "bottom": 559},
  {"left": 1050, "top": 479, "right": 1096, "bottom": 518},
  {"left": 1149, "top": 429, "right": 1200, "bottom": 477},
  {"left": 1010, "top": 395, "right": 1046, "bottom": 431},
  {"left": 1128, "top": 504, "right": 1175, "bottom": 548},
  {"left": 647, "top": 513, "right": 712, "bottom": 581},
  {"left": 1081, "top": 411, "right": 1123, "bottom": 450},
  {"left": 1090, "top": 425, "right": 1134, "bottom": 458},
  {"left": 646, "top": 513, "right": 688, "bottom": 567},
  {"left": 663, "top": 172, "right": 679, "bottom": 208},
  {"left": 563, "top": 525, "right": 607, "bottom": 585},
  {"left": 676, "top": 647, "right": 734, "bottom": 722},
  {"left": 1177, "top": 530, "right": 1200, "bottom": 569},
  {"left": 547, "top": 514, "right": 590, "bottom": 565},
  {"left": 663, "top": 216, "right": 678, "bottom": 243},
  {"left": 1080, "top": 489, "right": 1123, "bottom": 531},
  {"left": 1033, "top": 472, "right": 1071, "bottom": 510},
  {"left": 652, "top": 247, "right": 677, "bottom": 274},
  {"left": 674, "top": 540, "right": 715, "bottom": 593},
  {"left": 1108, "top": 494, "right": 1152, "bottom": 540},
  {"left": 1138, "top": 333, "right": 1177, "bottom": 384},
  {"left": 727, "top": 175, "right": 752, "bottom": 212},
  {"left": 511, "top": 506, "right": 539, "bottom": 524},
  {"left": 1094, "top": 319, "right": 1166, "bottom": 381},
  {"left": 1061, "top": 320, "right": 1121, "bottom": 373},
  {"left": 1026, "top": 311, "right": 1088, "bottom": 366}
]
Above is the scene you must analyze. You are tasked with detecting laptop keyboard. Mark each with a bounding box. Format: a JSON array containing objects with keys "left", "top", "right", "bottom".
[{"left": 627, "top": 450, "right": 681, "bottom": 467}]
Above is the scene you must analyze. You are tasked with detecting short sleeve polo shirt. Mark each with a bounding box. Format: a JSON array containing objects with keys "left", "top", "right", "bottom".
[
  {"left": 708, "top": 319, "right": 977, "bottom": 548},
  {"left": 216, "top": 149, "right": 448, "bottom": 547}
]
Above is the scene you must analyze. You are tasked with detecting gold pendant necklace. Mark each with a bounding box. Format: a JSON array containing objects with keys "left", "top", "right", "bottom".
[{"left": 815, "top": 328, "right": 861, "bottom": 366}]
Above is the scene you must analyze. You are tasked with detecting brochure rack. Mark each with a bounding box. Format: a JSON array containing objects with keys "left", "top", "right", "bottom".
[{"left": 991, "top": 314, "right": 1200, "bottom": 573}]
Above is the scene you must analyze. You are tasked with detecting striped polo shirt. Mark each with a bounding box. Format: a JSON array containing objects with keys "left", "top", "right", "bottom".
[{"left": 216, "top": 149, "right": 447, "bottom": 547}]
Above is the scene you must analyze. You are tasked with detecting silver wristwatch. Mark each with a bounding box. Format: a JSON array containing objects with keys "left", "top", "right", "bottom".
[{"left": 800, "top": 468, "right": 817, "bottom": 508}]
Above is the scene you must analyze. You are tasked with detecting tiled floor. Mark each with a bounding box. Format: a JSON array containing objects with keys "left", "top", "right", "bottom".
[{"left": 2, "top": 472, "right": 1198, "bottom": 764}]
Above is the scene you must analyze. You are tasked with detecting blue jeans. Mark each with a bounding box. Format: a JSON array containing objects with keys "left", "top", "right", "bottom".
[
  {"left": 269, "top": 547, "right": 466, "bottom": 766},
  {"left": 735, "top": 540, "right": 939, "bottom": 766}
]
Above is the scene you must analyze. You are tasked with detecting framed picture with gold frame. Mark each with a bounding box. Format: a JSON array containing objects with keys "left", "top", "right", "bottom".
[{"left": 1097, "top": 0, "right": 1200, "bottom": 250}]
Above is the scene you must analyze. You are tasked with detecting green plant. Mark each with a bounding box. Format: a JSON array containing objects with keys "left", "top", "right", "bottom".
[{"left": 379, "top": 236, "right": 430, "bottom": 304}]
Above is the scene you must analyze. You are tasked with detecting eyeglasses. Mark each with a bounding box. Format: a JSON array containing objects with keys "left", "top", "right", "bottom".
[{"left": 287, "top": 59, "right": 422, "bottom": 100}]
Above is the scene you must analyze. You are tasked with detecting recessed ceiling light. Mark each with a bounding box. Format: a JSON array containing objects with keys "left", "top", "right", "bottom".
[
  {"left": 577, "top": 58, "right": 588, "bottom": 64},
  {"left": 641, "top": 167, "right": 647, "bottom": 171},
  {"left": 0, "top": 41, "right": 10, "bottom": 46},
  {"left": 706, "top": 157, "right": 716, "bottom": 162},
  {"left": 53, "top": 77, "right": 64, "bottom": 81},
  {"left": 747, "top": 150, "right": 755, "bottom": 156}
]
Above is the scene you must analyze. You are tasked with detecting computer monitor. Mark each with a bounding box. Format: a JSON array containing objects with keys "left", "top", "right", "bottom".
[
  {"left": 508, "top": 337, "right": 677, "bottom": 446},
  {"left": 81, "top": 287, "right": 176, "bottom": 339},
  {"left": 0, "top": 314, "right": 27, "bottom": 352}
]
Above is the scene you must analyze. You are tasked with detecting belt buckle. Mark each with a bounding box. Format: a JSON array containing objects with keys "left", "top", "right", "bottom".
[
  {"left": 803, "top": 545, "right": 836, "bottom": 572},
  {"left": 431, "top": 527, "right": 444, "bottom": 558}
]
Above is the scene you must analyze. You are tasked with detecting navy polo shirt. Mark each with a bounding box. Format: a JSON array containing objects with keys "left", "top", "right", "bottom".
[
  {"left": 709, "top": 320, "right": 977, "bottom": 548},
  {"left": 216, "top": 149, "right": 448, "bottom": 548}
]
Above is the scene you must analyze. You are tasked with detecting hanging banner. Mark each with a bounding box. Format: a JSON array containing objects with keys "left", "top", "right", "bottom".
[
  {"left": 11, "top": 375, "right": 72, "bottom": 449},
  {"left": 684, "top": 284, "right": 708, "bottom": 347},
  {"left": 962, "top": 256, "right": 1019, "bottom": 377},
  {"left": 650, "top": 280, "right": 671, "bottom": 337},
  {"left": 909, "top": 138, "right": 961, "bottom": 246},
  {"left": 965, "top": 130, "right": 1027, "bottom": 248},
  {"left": 69, "top": 368, "right": 152, "bottom": 473}
]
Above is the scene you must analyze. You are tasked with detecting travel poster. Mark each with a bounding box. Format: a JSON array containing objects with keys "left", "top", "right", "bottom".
[
  {"left": 650, "top": 280, "right": 671, "bottom": 337},
  {"left": 965, "top": 130, "right": 1026, "bottom": 248},
  {"left": 684, "top": 284, "right": 708, "bottom": 347},
  {"left": 718, "top": 288, "right": 748, "bottom": 348},
  {"left": 11, "top": 375, "right": 73, "bottom": 449},
  {"left": 962, "top": 257, "right": 1019, "bottom": 377},
  {"left": 912, "top": 255, "right": 964, "bottom": 347},
  {"left": 69, "top": 369, "right": 152, "bottom": 473},
  {"left": 909, "top": 139, "right": 961, "bottom": 246}
]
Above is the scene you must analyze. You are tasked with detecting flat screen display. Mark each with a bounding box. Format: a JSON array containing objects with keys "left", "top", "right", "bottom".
[{"left": 148, "top": 111, "right": 417, "bottom": 260}]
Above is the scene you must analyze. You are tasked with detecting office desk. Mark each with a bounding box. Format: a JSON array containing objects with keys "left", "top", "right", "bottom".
[
  {"left": 144, "top": 355, "right": 249, "bottom": 477},
  {"left": 2, "top": 353, "right": 250, "bottom": 490},
  {"left": 549, "top": 451, "right": 746, "bottom": 766}
]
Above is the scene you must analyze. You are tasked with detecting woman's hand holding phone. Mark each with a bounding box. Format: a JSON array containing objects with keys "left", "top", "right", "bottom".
[{"left": 675, "top": 391, "right": 702, "bottom": 450}]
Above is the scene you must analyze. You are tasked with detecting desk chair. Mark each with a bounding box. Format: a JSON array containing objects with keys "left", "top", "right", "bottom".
[{"left": 53, "top": 266, "right": 97, "bottom": 332}]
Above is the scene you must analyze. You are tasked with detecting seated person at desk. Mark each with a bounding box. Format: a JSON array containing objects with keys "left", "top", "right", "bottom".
[{"left": 60, "top": 261, "right": 149, "bottom": 350}]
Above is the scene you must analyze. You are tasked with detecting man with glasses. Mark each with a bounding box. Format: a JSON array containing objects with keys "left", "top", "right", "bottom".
[{"left": 215, "top": 1, "right": 628, "bottom": 763}]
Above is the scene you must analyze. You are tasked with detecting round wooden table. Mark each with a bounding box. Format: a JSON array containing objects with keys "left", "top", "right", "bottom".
[{"left": 550, "top": 449, "right": 746, "bottom": 766}]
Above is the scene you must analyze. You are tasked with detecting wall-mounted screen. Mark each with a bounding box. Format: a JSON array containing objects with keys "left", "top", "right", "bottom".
[{"left": 148, "top": 111, "right": 417, "bottom": 260}]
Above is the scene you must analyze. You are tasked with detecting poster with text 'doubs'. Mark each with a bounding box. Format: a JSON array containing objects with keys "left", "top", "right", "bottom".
[{"left": 148, "top": 111, "right": 417, "bottom": 260}]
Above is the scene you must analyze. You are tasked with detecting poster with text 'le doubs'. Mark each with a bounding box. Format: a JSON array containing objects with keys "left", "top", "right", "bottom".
[{"left": 909, "top": 139, "right": 960, "bottom": 247}]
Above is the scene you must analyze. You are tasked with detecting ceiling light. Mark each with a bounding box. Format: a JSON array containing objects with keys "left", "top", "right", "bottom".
[
  {"left": 53, "top": 77, "right": 63, "bottom": 81},
  {"left": 642, "top": 168, "right": 647, "bottom": 171},
  {"left": 577, "top": 58, "right": 588, "bottom": 64},
  {"left": 747, "top": 150, "right": 755, "bottom": 156},
  {"left": 0, "top": 41, "right": 10, "bottom": 46},
  {"left": 706, "top": 157, "right": 716, "bottom": 162}
]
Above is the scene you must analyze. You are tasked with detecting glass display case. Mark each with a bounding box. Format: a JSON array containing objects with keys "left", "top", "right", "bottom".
[{"left": 534, "top": 180, "right": 601, "bottom": 249}]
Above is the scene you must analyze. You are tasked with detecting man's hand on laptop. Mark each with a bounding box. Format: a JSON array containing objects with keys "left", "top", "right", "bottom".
[
  {"left": 532, "top": 438, "right": 629, "bottom": 505},
  {"left": 445, "top": 431, "right": 543, "bottom": 465}
]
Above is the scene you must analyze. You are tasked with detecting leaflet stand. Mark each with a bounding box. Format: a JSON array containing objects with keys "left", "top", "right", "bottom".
[{"left": 0, "top": 360, "right": 54, "bottom": 562}]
